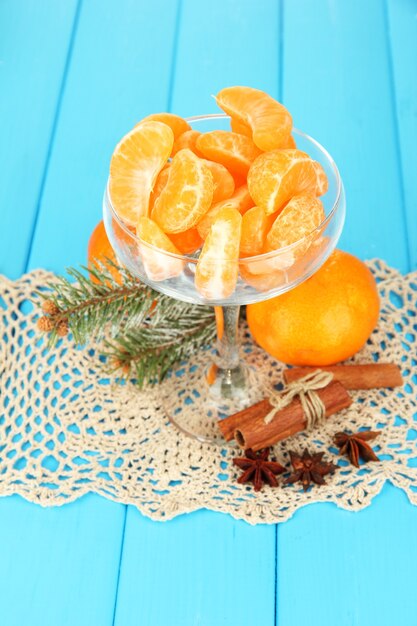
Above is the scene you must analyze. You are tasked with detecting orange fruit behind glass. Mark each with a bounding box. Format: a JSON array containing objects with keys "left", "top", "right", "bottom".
[
  {"left": 88, "top": 220, "right": 122, "bottom": 284},
  {"left": 247, "top": 249, "right": 380, "bottom": 366}
]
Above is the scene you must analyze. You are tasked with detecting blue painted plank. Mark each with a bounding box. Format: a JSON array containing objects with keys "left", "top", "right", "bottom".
[
  {"left": 277, "top": 485, "right": 417, "bottom": 625},
  {"left": 115, "top": 510, "right": 276, "bottom": 626},
  {"left": 0, "top": 495, "right": 125, "bottom": 626},
  {"left": 28, "top": 0, "right": 180, "bottom": 272},
  {"left": 387, "top": 0, "right": 417, "bottom": 270},
  {"left": 170, "top": 0, "right": 282, "bottom": 117},
  {"left": 278, "top": 2, "right": 417, "bottom": 625},
  {"left": 0, "top": 3, "right": 127, "bottom": 626},
  {"left": 0, "top": 0, "right": 78, "bottom": 278},
  {"left": 115, "top": 1, "right": 280, "bottom": 625},
  {"left": 282, "top": 0, "right": 409, "bottom": 272}
]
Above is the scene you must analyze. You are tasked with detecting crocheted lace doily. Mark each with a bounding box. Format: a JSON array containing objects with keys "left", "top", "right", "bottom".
[{"left": 0, "top": 260, "right": 416, "bottom": 524}]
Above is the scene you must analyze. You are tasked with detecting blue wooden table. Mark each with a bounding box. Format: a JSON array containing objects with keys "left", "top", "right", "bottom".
[{"left": 1, "top": 1, "right": 416, "bottom": 624}]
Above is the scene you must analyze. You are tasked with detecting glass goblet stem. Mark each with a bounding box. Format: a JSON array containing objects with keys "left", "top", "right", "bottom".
[{"left": 210, "top": 305, "right": 248, "bottom": 405}]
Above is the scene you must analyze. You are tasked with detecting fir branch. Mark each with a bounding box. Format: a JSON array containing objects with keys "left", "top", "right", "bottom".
[
  {"left": 105, "top": 308, "right": 216, "bottom": 386},
  {"left": 36, "top": 260, "right": 216, "bottom": 386}
]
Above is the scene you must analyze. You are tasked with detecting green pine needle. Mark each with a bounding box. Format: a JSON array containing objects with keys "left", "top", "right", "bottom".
[{"left": 36, "top": 260, "right": 216, "bottom": 387}]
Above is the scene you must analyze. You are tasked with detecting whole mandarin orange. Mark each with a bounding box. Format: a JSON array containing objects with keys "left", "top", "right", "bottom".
[
  {"left": 246, "top": 249, "right": 380, "bottom": 366},
  {"left": 88, "top": 220, "right": 122, "bottom": 284}
]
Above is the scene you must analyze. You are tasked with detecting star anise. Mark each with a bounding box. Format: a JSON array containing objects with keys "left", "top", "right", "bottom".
[
  {"left": 233, "top": 448, "right": 285, "bottom": 491},
  {"left": 284, "top": 448, "right": 337, "bottom": 491},
  {"left": 334, "top": 430, "right": 381, "bottom": 467}
]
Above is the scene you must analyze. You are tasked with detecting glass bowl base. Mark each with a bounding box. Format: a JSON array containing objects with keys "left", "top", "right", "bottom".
[{"left": 161, "top": 356, "right": 265, "bottom": 444}]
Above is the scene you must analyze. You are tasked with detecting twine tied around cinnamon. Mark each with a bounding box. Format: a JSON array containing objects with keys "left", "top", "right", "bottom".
[{"left": 264, "top": 370, "right": 334, "bottom": 429}]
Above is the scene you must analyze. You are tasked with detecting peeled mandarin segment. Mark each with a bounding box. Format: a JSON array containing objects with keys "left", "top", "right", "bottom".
[
  {"left": 88, "top": 220, "right": 123, "bottom": 285},
  {"left": 195, "top": 207, "right": 242, "bottom": 300},
  {"left": 284, "top": 135, "right": 297, "bottom": 149},
  {"left": 248, "top": 194, "right": 325, "bottom": 275},
  {"left": 152, "top": 148, "right": 214, "bottom": 234},
  {"left": 137, "top": 216, "right": 184, "bottom": 281},
  {"left": 216, "top": 86, "right": 292, "bottom": 151},
  {"left": 139, "top": 113, "right": 191, "bottom": 139},
  {"left": 313, "top": 160, "right": 329, "bottom": 196},
  {"left": 202, "top": 159, "right": 235, "bottom": 203},
  {"left": 230, "top": 118, "right": 252, "bottom": 138},
  {"left": 196, "top": 130, "right": 261, "bottom": 177},
  {"left": 239, "top": 206, "right": 274, "bottom": 256},
  {"left": 266, "top": 194, "right": 326, "bottom": 251},
  {"left": 171, "top": 130, "right": 203, "bottom": 157},
  {"left": 196, "top": 185, "right": 254, "bottom": 239},
  {"left": 239, "top": 263, "right": 286, "bottom": 292},
  {"left": 109, "top": 121, "right": 174, "bottom": 226},
  {"left": 247, "top": 149, "right": 318, "bottom": 215},
  {"left": 168, "top": 228, "right": 203, "bottom": 254},
  {"left": 149, "top": 164, "right": 170, "bottom": 211}
]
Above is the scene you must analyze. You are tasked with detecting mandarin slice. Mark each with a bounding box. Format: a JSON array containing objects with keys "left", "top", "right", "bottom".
[
  {"left": 313, "top": 161, "right": 329, "bottom": 196},
  {"left": 140, "top": 113, "right": 191, "bottom": 139},
  {"left": 230, "top": 118, "right": 252, "bottom": 137},
  {"left": 247, "top": 194, "right": 325, "bottom": 276},
  {"left": 109, "top": 121, "right": 174, "bottom": 226},
  {"left": 196, "top": 130, "right": 261, "bottom": 177},
  {"left": 216, "top": 86, "right": 292, "bottom": 151},
  {"left": 202, "top": 159, "right": 235, "bottom": 203},
  {"left": 284, "top": 135, "right": 297, "bottom": 149},
  {"left": 239, "top": 263, "right": 286, "bottom": 292},
  {"left": 240, "top": 206, "right": 275, "bottom": 256},
  {"left": 149, "top": 163, "right": 170, "bottom": 211},
  {"left": 265, "top": 194, "right": 325, "bottom": 251},
  {"left": 171, "top": 129, "right": 203, "bottom": 157},
  {"left": 247, "top": 149, "right": 318, "bottom": 215},
  {"left": 195, "top": 207, "right": 242, "bottom": 300},
  {"left": 152, "top": 148, "right": 214, "bottom": 234},
  {"left": 196, "top": 185, "right": 254, "bottom": 239},
  {"left": 137, "top": 216, "right": 184, "bottom": 281},
  {"left": 169, "top": 228, "right": 203, "bottom": 254}
]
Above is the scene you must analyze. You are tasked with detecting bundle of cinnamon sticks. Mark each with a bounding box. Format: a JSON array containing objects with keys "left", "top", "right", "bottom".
[{"left": 218, "top": 363, "right": 403, "bottom": 451}]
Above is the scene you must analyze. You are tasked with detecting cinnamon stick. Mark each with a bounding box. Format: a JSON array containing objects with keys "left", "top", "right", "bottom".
[
  {"left": 232, "top": 380, "right": 352, "bottom": 451},
  {"left": 218, "top": 399, "right": 272, "bottom": 442},
  {"left": 283, "top": 363, "right": 403, "bottom": 390}
]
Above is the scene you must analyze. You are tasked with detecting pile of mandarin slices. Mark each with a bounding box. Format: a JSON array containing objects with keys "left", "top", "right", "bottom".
[{"left": 109, "top": 86, "right": 328, "bottom": 300}]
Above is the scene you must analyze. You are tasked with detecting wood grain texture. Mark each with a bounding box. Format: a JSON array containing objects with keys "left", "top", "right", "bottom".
[
  {"left": 0, "top": 0, "right": 79, "bottom": 278},
  {"left": 387, "top": 0, "right": 417, "bottom": 270},
  {"left": 0, "top": 496, "right": 125, "bottom": 626},
  {"left": 282, "top": 0, "right": 410, "bottom": 272},
  {"left": 27, "top": 0, "right": 180, "bottom": 273},
  {"left": 0, "top": 5, "right": 127, "bottom": 626}
]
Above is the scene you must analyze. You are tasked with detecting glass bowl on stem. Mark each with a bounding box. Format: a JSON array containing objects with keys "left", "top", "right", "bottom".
[{"left": 103, "top": 114, "right": 346, "bottom": 443}]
